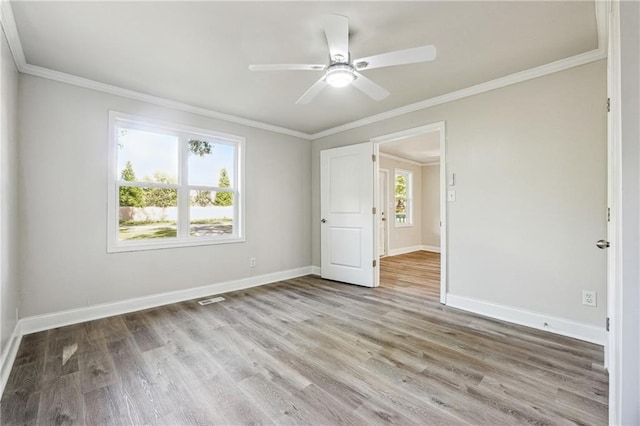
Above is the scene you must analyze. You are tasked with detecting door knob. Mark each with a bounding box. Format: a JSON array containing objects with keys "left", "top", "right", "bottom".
[
  {"left": 321, "top": 218, "right": 327, "bottom": 223},
  {"left": 596, "top": 239, "right": 610, "bottom": 249}
]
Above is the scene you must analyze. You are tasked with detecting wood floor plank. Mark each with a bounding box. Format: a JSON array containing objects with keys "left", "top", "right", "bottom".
[
  {"left": 36, "top": 373, "right": 84, "bottom": 425},
  {"left": 142, "top": 346, "right": 227, "bottom": 425},
  {"left": 1, "top": 357, "right": 44, "bottom": 425},
  {"left": 83, "top": 384, "right": 134, "bottom": 425},
  {"left": 1, "top": 251, "right": 608, "bottom": 425},
  {"left": 42, "top": 334, "right": 79, "bottom": 383},
  {"left": 77, "top": 338, "right": 118, "bottom": 395},
  {"left": 105, "top": 337, "right": 172, "bottom": 424},
  {"left": 0, "top": 389, "right": 40, "bottom": 426},
  {"left": 121, "top": 311, "right": 164, "bottom": 353},
  {"left": 12, "top": 332, "right": 47, "bottom": 367},
  {"left": 237, "top": 372, "right": 303, "bottom": 421}
]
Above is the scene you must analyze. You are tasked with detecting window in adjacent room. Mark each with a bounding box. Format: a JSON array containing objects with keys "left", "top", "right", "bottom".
[
  {"left": 395, "top": 169, "right": 412, "bottom": 226},
  {"left": 108, "top": 111, "right": 245, "bottom": 252}
]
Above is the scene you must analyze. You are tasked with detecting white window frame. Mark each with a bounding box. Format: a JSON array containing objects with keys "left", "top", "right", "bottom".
[
  {"left": 107, "top": 111, "right": 246, "bottom": 253},
  {"left": 394, "top": 169, "right": 413, "bottom": 227}
]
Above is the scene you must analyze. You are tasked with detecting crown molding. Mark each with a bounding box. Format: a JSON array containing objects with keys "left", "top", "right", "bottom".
[
  {"left": 379, "top": 152, "right": 425, "bottom": 166},
  {"left": 310, "top": 47, "right": 606, "bottom": 140},
  {"left": 0, "top": 0, "right": 26, "bottom": 70},
  {"left": 1, "top": 0, "right": 608, "bottom": 142},
  {"left": 312, "top": 0, "right": 609, "bottom": 140},
  {"left": 20, "top": 64, "right": 312, "bottom": 140},
  {"left": 0, "top": 0, "right": 310, "bottom": 140}
]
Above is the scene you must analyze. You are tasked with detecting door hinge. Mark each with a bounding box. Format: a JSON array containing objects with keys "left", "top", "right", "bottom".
[
  {"left": 372, "top": 259, "right": 377, "bottom": 267},
  {"left": 606, "top": 317, "right": 610, "bottom": 331},
  {"left": 607, "top": 98, "right": 611, "bottom": 112},
  {"left": 372, "top": 154, "right": 376, "bottom": 162},
  {"left": 607, "top": 207, "right": 610, "bottom": 222},
  {"left": 372, "top": 206, "right": 377, "bottom": 214}
]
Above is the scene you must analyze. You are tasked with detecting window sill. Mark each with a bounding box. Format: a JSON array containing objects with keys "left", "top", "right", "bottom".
[
  {"left": 108, "top": 235, "right": 245, "bottom": 253},
  {"left": 395, "top": 223, "right": 414, "bottom": 228}
]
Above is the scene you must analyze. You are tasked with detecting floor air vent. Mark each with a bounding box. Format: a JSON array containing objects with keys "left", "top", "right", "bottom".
[{"left": 198, "top": 296, "right": 226, "bottom": 305}]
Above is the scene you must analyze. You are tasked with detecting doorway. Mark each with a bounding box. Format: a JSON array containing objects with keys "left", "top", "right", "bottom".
[{"left": 372, "top": 122, "right": 447, "bottom": 303}]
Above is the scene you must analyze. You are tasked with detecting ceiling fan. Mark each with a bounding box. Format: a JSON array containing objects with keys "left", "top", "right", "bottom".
[{"left": 248, "top": 14, "right": 437, "bottom": 104}]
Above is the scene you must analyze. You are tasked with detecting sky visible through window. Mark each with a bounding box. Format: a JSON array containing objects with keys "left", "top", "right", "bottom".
[{"left": 117, "top": 127, "right": 234, "bottom": 186}]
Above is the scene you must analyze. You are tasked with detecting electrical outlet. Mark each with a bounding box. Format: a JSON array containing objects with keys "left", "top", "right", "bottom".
[
  {"left": 250, "top": 257, "right": 257, "bottom": 268},
  {"left": 582, "top": 290, "right": 597, "bottom": 307}
]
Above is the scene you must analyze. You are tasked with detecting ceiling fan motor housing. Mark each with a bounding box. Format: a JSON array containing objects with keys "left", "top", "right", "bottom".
[{"left": 325, "top": 63, "right": 356, "bottom": 87}]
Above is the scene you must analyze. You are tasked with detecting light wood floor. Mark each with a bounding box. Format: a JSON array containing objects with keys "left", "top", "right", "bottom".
[{"left": 2, "top": 251, "right": 608, "bottom": 425}]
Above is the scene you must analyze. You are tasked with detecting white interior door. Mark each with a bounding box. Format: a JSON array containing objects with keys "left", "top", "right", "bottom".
[
  {"left": 320, "top": 142, "right": 376, "bottom": 287},
  {"left": 378, "top": 169, "right": 388, "bottom": 257}
]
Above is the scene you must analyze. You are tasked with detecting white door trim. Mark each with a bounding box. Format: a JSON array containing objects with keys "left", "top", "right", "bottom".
[
  {"left": 378, "top": 168, "right": 390, "bottom": 257},
  {"left": 371, "top": 121, "right": 447, "bottom": 304},
  {"left": 606, "top": 1, "right": 622, "bottom": 423},
  {"left": 437, "top": 123, "right": 447, "bottom": 304}
]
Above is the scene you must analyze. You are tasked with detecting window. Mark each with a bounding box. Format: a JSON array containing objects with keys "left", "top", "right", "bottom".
[
  {"left": 395, "top": 169, "right": 412, "bottom": 226},
  {"left": 108, "top": 112, "right": 245, "bottom": 252}
]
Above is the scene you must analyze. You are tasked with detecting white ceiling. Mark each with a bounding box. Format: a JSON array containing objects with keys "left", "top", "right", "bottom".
[
  {"left": 379, "top": 131, "right": 440, "bottom": 164},
  {"left": 10, "top": 1, "right": 598, "bottom": 135}
]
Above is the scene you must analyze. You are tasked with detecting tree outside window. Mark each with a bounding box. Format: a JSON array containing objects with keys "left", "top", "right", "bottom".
[{"left": 395, "top": 169, "right": 412, "bottom": 225}]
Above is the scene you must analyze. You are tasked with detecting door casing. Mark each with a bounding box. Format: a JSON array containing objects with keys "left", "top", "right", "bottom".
[
  {"left": 378, "top": 168, "right": 389, "bottom": 257},
  {"left": 371, "top": 121, "right": 447, "bottom": 303},
  {"left": 605, "top": 1, "right": 622, "bottom": 423}
]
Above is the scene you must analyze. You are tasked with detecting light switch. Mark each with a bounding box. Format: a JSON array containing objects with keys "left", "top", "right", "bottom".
[
  {"left": 449, "top": 173, "right": 455, "bottom": 186},
  {"left": 447, "top": 190, "right": 456, "bottom": 202}
]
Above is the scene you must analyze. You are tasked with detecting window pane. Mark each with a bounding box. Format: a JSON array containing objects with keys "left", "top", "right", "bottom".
[
  {"left": 188, "top": 140, "right": 235, "bottom": 187},
  {"left": 396, "top": 198, "right": 407, "bottom": 223},
  {"left": 117, "top": 127, "right": 178, "bottom": 184},
  {"left": 189, "top": 190, "right": 234, "bottom": 237},
  {"left": 119, "top": 185, "right": 178, "bottom": 240},
  {"left": 395, "top": 170, "right": 411, "bottom": 224},
  {"left": 395, "top": 173, "right": 407, "bottom": 198}
]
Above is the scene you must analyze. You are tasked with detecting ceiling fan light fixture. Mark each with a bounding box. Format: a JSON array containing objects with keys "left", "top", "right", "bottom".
[{"left": 325, "top": 64, "right": 355, "bottom": 88}]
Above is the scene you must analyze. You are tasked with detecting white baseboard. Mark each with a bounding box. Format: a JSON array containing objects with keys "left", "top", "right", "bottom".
[
  {"left": 446, "top": 294, "right": 607, "bottom": 345},
  {"left": 1, "top": 322, "right": 22, "bottom": 396},
  {"left": 20, "top": 266, "right": 313, "bottom": 335},
  {"left": 310, "top": 266, "right": 321, "bottom": 276},
  {"left": 387, "top": 245, "right": 423, "bottom": 256},
  {"left": 386, "top": 245, "right": 441, "bottom": 256},
  {"left": 3, "top": 266, "right": 312, "bottom": 395}
]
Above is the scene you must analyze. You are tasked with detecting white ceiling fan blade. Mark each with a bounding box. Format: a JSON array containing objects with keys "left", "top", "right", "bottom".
[
  {"left": 352, "top": 72, "right": 390, "bottom": 101},
  {"left": 323, "top": 14, "right": 349, "bottom": 61},
  {"left": 354, "top": 45, "right": 437, "bottom": 71},
  {"left": 249, "top": 64, "right": 326, "bottom": 72},
  {"left": 296, "top": 78, "right": 328, "bottom": 104}
]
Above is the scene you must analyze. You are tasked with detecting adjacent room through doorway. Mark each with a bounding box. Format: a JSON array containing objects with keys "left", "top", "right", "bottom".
[{"left": 376, "top": 126, "right": 443, "bottom": 301}]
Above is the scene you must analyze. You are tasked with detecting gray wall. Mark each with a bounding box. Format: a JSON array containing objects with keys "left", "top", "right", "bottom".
[
  {"left": 620, "top": 1, "right": 640, "bottom": 421},
  {"left": 18, "top": 75, "right": 311, "bottom": 317},
  {"left": 379, "top": 156, "right": 423, "bottom": 251},
  {"left": 421, "top": 164, "right": 440, "bottom": 249},
  {"left": 1, "top": 30, "right": 20, "bottom": 353},
  {"left": 312, "top": 61, "right": 607, "bottom": 327}
]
